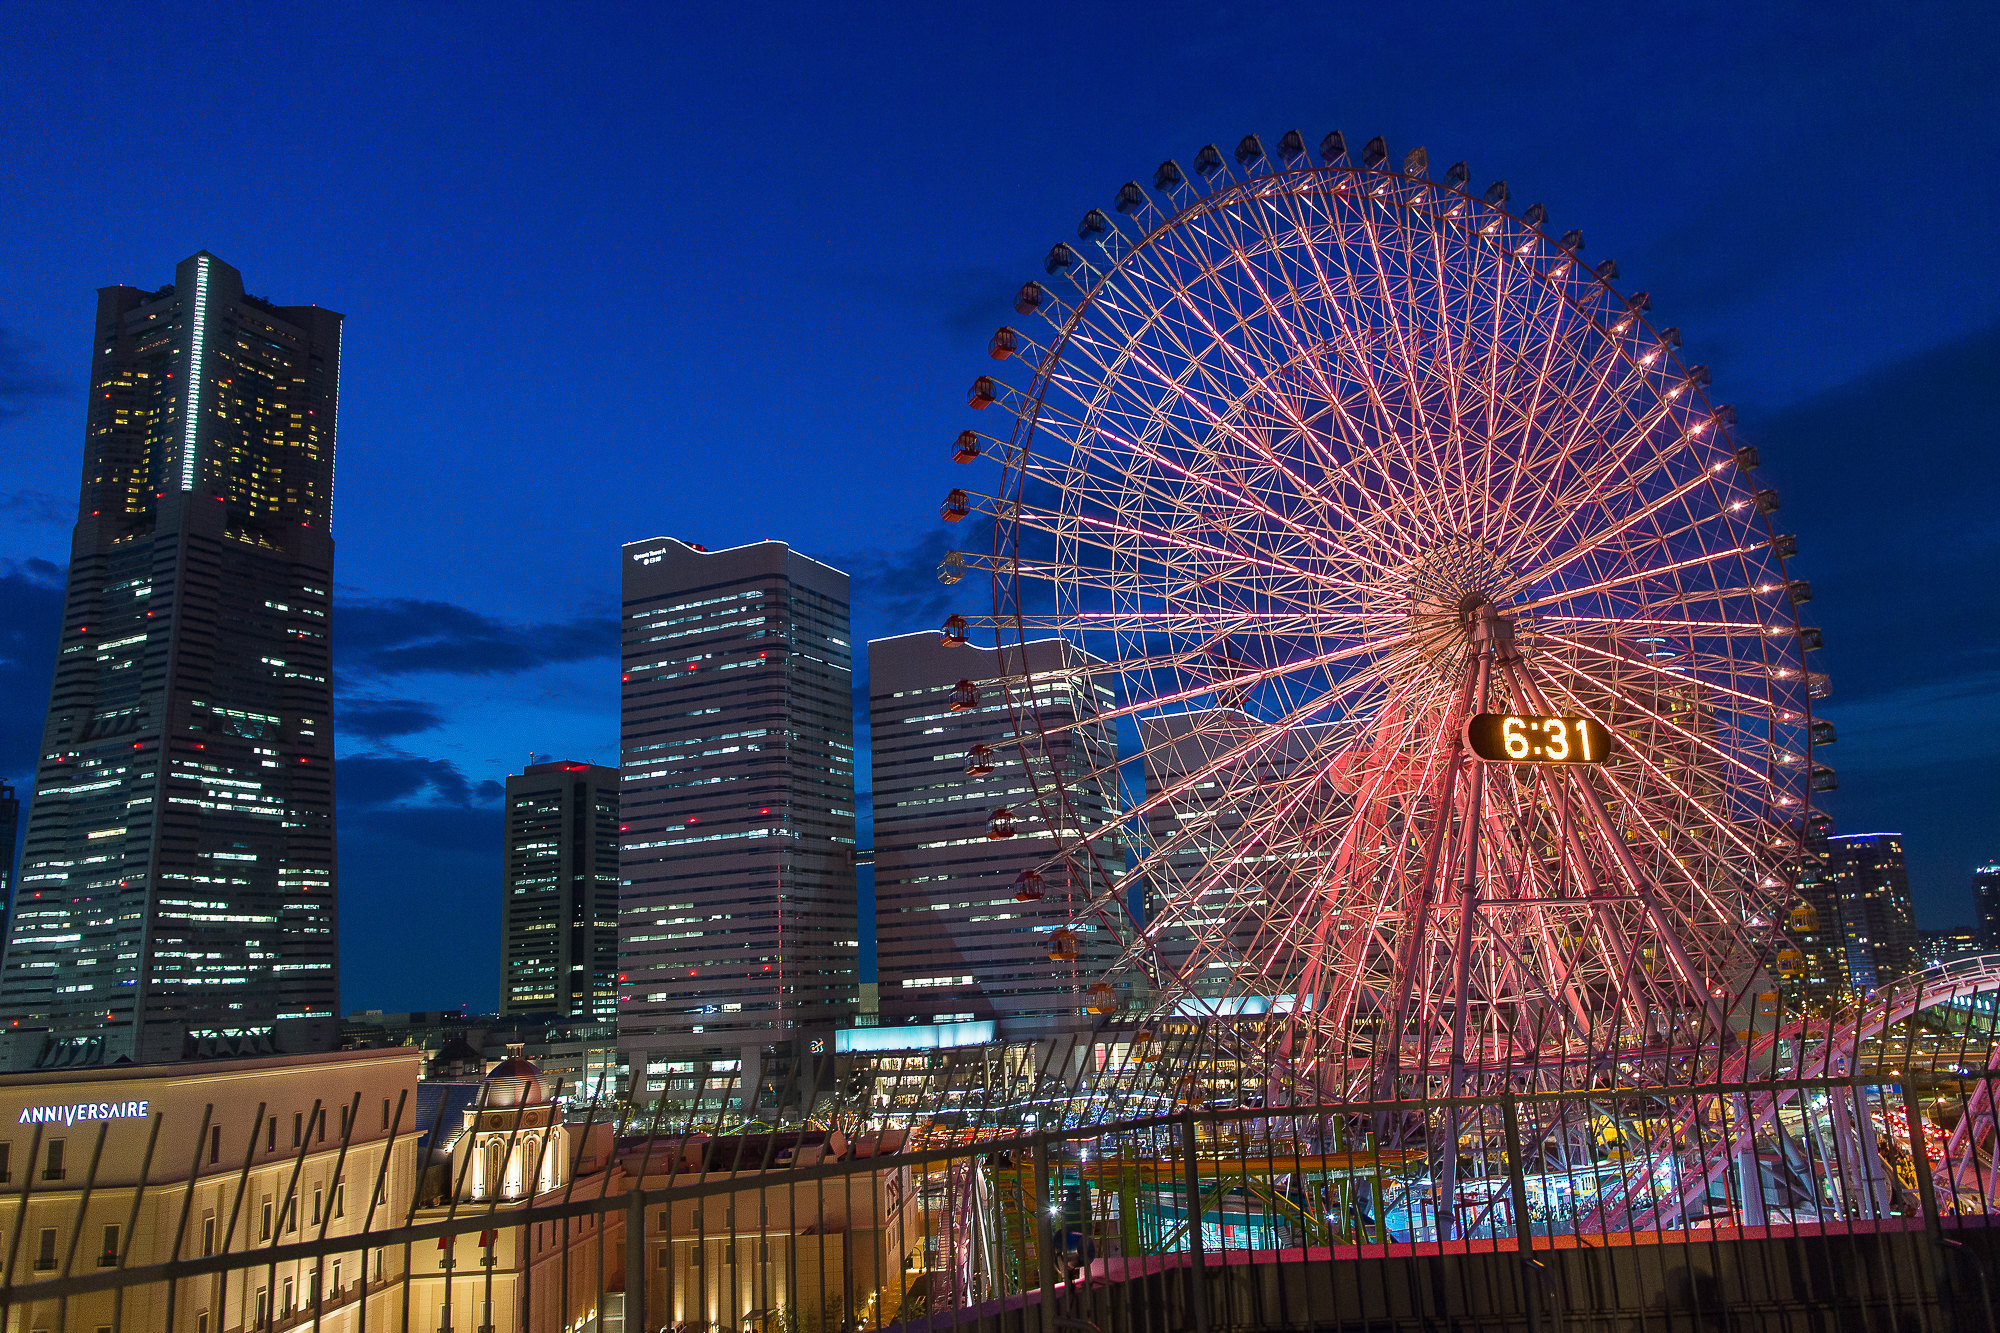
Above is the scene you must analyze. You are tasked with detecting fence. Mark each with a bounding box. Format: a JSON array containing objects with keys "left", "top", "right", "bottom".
[{"left": 0, "top": 1056, "right": 1997, "bottom": 1333}]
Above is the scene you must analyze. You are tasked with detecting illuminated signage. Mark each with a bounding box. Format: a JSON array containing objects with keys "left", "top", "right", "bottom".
[
  {"left": 18, "top": 1100, "right": 150, "bottom": 1126},
  {"left": 1465, "top": 713, "right": 1610, "bottom": 765}
]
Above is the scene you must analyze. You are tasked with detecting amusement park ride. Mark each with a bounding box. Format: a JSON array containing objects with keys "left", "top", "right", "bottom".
[{"left": 920, "top": 126, "right": 2000, "bottom": 1250}]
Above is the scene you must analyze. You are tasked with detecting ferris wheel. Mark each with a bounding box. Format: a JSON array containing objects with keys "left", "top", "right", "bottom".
[{"left": 940, "top": 129, "right": 1829, "bottom": 1102}]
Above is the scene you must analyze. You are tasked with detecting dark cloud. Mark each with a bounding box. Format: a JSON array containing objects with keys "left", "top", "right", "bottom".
[
  {"left": 0, "top": 328, "right": 64, "bottom": 425},
  {"left": 337, "top": 697, "right": 446, "bottom": 742},
  {"left": 0, "top": 558, "right": 64, "bottom": 784},
  {"left": 829, "top": 266, "right": 1020, "bottom": 340},
  {"left": 335, "top": 752, "right": 503, "bottom": 811},
  {"left": 839, "top": 522, "right": 964, "bottom": 636},
  {"left": 338, "top": 597, "right": 617, "bottom": 678},
  {"left": 0, "top": 492, "right": 67, "bottom": 524}
]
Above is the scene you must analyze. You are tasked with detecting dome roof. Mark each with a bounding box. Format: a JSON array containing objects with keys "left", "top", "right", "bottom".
[{"left": 477, "top": 1047, "right": 547, "bottom": 1110}]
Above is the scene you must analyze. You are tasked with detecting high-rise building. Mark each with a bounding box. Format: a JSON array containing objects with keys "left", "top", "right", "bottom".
[
  {"left": 617, "top": 538, "right": 857, "bottom": 1102},
  {"left": 499, "top": 760, "right": 620, "bottom": 1020},
  {"left": 869, "top": 633, "right": 1121, "bottom": 1035},
  {"left": 0, "top": 782, "right": 17, "bottom": 914},
  {"left": 0, "top": 253, "right": 341, "bottom": 1067},
  {"left": 1798, "top": 832, "right": 1918, "bottom": 997},
  {"left": 1975, "top": 862, "right": 2000, "bottom": 952},
  {"left": 1137, "top": 710, "right": 1332, "bottom": 1007}
]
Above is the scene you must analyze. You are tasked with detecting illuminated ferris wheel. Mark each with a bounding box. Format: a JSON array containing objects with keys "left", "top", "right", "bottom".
[{"left": 940, "top": 129, "right": 1830, "bottom": 1101}]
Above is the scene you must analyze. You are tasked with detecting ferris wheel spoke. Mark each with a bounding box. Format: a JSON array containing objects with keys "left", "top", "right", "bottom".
[
  {"left": 1513, "top": 542, "right": 1775, "bottom": 612},
  {"left": 1111, "top": 233, "right": 1423, "bottom": 550},
  {"left": 1525, "top": 655, "right": 1776, "bottom": 870}
]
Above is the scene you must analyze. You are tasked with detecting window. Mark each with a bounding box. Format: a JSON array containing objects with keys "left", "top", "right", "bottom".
[
  {"left": 99, "top": 1224, "right": 119, "bottom": 1266},
  {"left": 0, "top": 1141, "right": 11, "bottom": 1182},
  {"left": 286, "top": 1191, "right": 298, "bottom": 1232},
  {"left": 260, "top": 1199, "right": 272, "bottom": 1241},
  {"left": 255, "top": 1287, "right": 269, "bottom": 1330},
  {"left": 281, "top": 1276, "right": 293, "bottom": 1315},
  {"left": 338, "top": 1105, "right": 349, "bottom": 1139},
  {"left": 266, "top": 1118, "right": 276, "bottom": 1152},
  {"left": 382, "top": 1098, "right": 391, "bottom": 1131},
  {"left": 317, "top": 1111, "right": 325, "bottom": 1144},
  {"left": 292, "top": 1113, "right": 302, "bottom": 1148},
  {"left": 35, "top": 1227, "right": 55, "bottom": 1270},
  {"left": 312, "top": 1184, "right": 322, "bottom": 1226},
  {"left": 202, "top": 1215, "right": 216, "bottom": 1257},
  {"left": 197, "top": 1315, "right": 209, "bottom": 1333},
  {"left": 331, "top": 1259, "right": 341, "bottom": 1292},
  {"left": 42, "top": 1139, "right": 65, "bottom": 1181},
  {"left": 209, "top": 1125, "right": 221, "bottom": 1165},
  {"left": 333, "top": 1178, "right": 345, "bottom": 1218}
]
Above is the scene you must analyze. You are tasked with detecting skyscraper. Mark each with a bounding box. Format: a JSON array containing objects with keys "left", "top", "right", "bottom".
[
  {"left": 499, "top": 760, "right": 621, "bottom": 1020},
  {"left": 869, "top": 633, "right": 1121, "bottom": 1034},
  {"left": 617, "top": 538, "right": 857, "bottom": 1102},
  {"left": 0, "top": 253, "right": 341, "bottom": 1067},
  {"left": 0, "top": 783, "right": 18, "bottom": 916},
  {"left": 1799, "top": 832, "right": 1919, "bottom": 997},
  {"left": 1975, "top": 862, "right": 2000, "bottom": 952}
]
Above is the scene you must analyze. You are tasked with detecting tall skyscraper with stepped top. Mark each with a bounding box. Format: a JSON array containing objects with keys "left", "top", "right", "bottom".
[{"left": 0, "top": 253, "right": 341, "bottom": 1067}]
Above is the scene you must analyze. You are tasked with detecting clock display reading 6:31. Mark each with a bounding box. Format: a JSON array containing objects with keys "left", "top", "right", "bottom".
[{"left": 1464, "top": 713, "right": 1611, "bottom": 765}]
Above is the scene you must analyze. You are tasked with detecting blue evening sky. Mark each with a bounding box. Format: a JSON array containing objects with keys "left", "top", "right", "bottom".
[{"left": 1, "top": 3, "right": 1995, "bottom": 1010}]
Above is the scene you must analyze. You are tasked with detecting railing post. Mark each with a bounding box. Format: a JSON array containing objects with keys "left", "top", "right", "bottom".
[
  {"left": 1032, "top": 1133, "right": 1058, "bottom": 1333},
  {"left": 1181, "top": 1110, "right": 1209, "bottom": 1333},
  {"left": 1501, "top": 1094, "right": 1542, "bottom": 1333},
  {"left": 625, "top": 1184, "right": 647, "bottom": 1333},
  {"left": 1901, "top": 1080, "right": 1942, "bottom": 1240}
]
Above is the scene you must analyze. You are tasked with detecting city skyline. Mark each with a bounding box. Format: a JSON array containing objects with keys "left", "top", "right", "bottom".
[{"left": 0, "top": 6, "right": 1996, "bottom": 1013}]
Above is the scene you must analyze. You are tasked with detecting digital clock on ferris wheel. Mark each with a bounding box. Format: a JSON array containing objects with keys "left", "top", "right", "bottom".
[{"left": 1464, "top": 713, "right": 1612, "bottom": 765}]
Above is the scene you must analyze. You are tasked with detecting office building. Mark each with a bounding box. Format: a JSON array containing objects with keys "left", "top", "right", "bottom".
[
  {"left": 0, "top": 253, "right": 340, "bottom": 1068},
  {"left": 1793, "top": 832, "right": 1918, "bottom": 998},
  {"left": 1137, "top": 709, "right": 1333, "bottom": 1007},
  {"left": 1976, "top": 861, "right": 2000, "bottom": 951},
  {"left": 1917, "top": 928, "right": 1983, "bottom": 969},
  {"left": 869, "top": 633, "right": 1121, "bottom": 1034},
  {"left": 0, "top": 782, "right": 17, "bottom": 912},
  {"left": 498, "top": 760, "right": 620, "bottom": 1020},
  {"left": 618, "top": 538, "right": 857, "bottom": 1102}
]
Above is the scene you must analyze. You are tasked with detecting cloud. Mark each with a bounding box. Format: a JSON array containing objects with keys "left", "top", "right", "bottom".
[
  {"left": 0, "top": 558, "right": 64, "bottom": 784},
  {"left": 0, "top": 492, "right": 66, "bottom": 524},
  {"left": 839, "top": 522, "right": 965, "bottom": 636},
  {"left": 0, "top": 328, "right": 64, "bottom": 424},
  {"left": 338, "top": 597, "right": 618, "bottom": 678},
  {"left": 336, "top": 752, "right": 503, "bottom": 811},
  {"left": 829, "top": 265, "right": 1020, "bottom": 340},
  {"left": 337, "top": 697, "right": 446, "bottom": 742}
]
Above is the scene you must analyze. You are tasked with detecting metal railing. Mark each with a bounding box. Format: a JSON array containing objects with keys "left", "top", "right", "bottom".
[{"left": 0, "top": 1059, "right": 1996, "bottom": 1333}]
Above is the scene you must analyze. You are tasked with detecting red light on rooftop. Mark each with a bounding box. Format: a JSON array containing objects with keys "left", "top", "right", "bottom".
[
  {"left": 621, "top": 675, "right": 630, "bottom": 682},
  {"left": 688, "top": 969, "right": 697, "bottom": 977}
]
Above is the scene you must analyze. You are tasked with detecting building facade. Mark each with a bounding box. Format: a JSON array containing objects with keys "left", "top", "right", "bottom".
[
  {"left": 618, "top": 538, "right": 858, "bottom": 1102},
  {"left": 0, "top": 1048, "right": 422, "bottom": 1333},
  {"left": 499, "top": 760, "right": 620, "bottom": 1020},
  {"left": 1976, "top": 861, "right": 2000, "bottom": 952},
  {"left": 0, "top": 781, "right": 17, "bottom": 915},
  {"left": 0, "top": 253, "right": 340, "bottom": 1068},
  {"left": 869, "top": 633, "right": 1121, "bottom": 1034},
  {"left": 1795, "top": 832, "right": 1919, "bottom": 999},
  {"left": 1137, "top": 709, "right": 1334, "bottom": 1008}
]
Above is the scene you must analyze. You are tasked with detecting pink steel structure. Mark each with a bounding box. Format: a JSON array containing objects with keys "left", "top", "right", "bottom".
[{"left": 940, "top": 130, "right": 1831, "bottom": 1115}]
